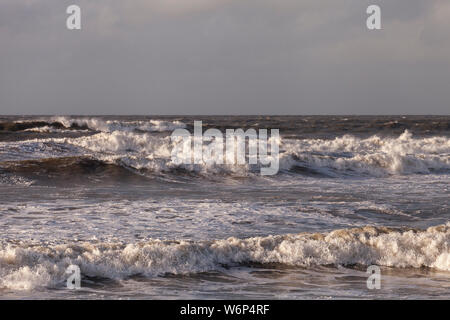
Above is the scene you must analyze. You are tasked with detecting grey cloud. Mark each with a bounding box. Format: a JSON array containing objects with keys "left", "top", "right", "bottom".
[{"left": 0, "top": 0, "right": 449, "bottom": 114}]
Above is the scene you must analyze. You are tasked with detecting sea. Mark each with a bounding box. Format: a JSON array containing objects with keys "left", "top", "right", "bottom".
[{"left": 0, "top": 115, "right": 449, "bottom": 299}]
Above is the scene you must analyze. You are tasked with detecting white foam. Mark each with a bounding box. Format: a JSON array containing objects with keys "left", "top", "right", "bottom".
[
  {"left": 2, "top": 130, "right": 450, "bottom": 176},
  {"left": 1, "top": 223, "right": 448, "bottom": 291},
  {"left": 280, "top": 130, "right": 450, "bottom": 176},
  {"left": 64, "top": 131, "right": 257, "bottom": 175},
  {"left": 68, "top": 129, "right": 450, "bottom": 176},
  {"left": 24, "top": 126, "right": 72, "bottom": 133},
  {"left": 51, "top": 116, "right": 186, "bottom": 133}
]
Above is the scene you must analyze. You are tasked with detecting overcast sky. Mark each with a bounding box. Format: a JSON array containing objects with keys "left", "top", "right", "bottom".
[{"left": 1, "top": 0, "right": 449, "bottom": 115}]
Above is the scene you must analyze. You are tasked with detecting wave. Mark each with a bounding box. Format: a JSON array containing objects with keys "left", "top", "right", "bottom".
[
  {"left": 0, "top": 173, "right": 34, "bottom": 186},
  {"left": 280, "top": 130, "right": 450, "bottom": 176},
  {"left": 66, "top": 129, "right": 450, "bottom": 177},
  {"left": 1, "top": 223, "right": 448, "bottom": 290},
  {"left": 23, "top": 126, "right": 87, "bottom": 134},
  {"left": 0, "top": 117, "right": 186, "bottom": 134},
  {"left": 0, "top": 157, "right": 138, "bottom": 182},
  {"left": 1, "top": 130, "right": 449, "bottom": 178},
  {"left": 0, "top": 121, "right": 69, "bottom": 132},
  {"left": 51, "top": 116, "right": 187, "bottom": 133}
]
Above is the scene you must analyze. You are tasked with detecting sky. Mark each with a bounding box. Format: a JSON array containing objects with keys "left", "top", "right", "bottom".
[{"left": 1, "top": 0, "right": 449, "bottom": 115}]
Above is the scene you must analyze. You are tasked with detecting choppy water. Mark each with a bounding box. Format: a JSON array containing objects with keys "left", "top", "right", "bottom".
[{"left": 0, "top": 116, "right": 449, "bottom": 299}]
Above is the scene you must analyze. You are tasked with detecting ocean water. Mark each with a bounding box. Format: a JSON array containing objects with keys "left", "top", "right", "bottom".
[{"left": 0, "top": 115, "right": 449, "bottom": 299}]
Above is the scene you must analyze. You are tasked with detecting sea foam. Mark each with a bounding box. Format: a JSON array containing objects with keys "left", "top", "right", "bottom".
[{"left": 1, "top": 223, "right": 448, "bottom": 291}]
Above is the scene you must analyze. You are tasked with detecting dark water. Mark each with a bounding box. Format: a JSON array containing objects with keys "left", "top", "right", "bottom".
[{"left": 0, "top": 115, "right": 449, "bottom": 299}]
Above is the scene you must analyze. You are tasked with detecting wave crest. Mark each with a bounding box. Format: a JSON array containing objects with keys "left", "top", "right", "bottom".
[
  {"left": 2, "top": 129, "right": 450, "bottom": 178},
  {"left": 51, "top": 116, "right": 186, "bottom": 133},
  {"left": 280, "top": 130, "right": 450, "bottom": 176},
  {"left": 0, "top": 117, "right": 186, "bottom": 134},
  {"left": 1, "top": 223, "right": 449, "bottom": 290}
]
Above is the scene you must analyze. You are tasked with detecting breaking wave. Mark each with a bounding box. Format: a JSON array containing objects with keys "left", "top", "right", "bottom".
[
  {"left": 61, "top": 129, "right": 450, "bottom": 177},
  {"left": 50, "top": 116, "right": 187, "bottom": 133},
  {"left": 280, "top": 130, "right": 450, "bottom": 176},
  {"left": 1, "top": 128, "right": 449, "bottom": 178},
  {"left": 1, "top": 223, "right": 448, "bottom": 290},
  {"left": 0, "top": 117, "right": 186, "bottom": 133}
]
